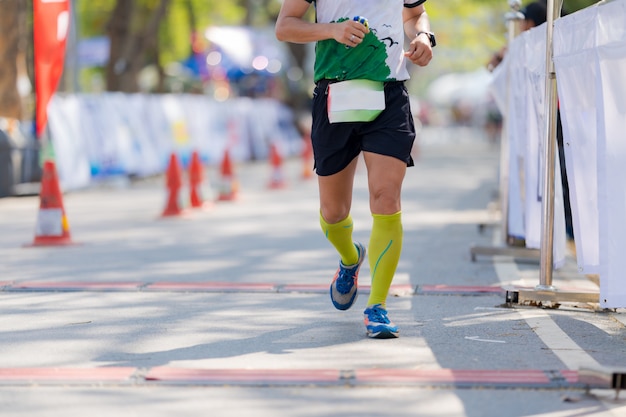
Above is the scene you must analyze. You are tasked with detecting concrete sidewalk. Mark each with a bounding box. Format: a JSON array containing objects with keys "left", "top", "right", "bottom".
[{"left": 0, "top": 126, "right": 624, "bottom": 417}]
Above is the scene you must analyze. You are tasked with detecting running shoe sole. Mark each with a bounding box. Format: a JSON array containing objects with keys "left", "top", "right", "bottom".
[{"left": 364, "top": 304, "right": 399, "bottom": 339}]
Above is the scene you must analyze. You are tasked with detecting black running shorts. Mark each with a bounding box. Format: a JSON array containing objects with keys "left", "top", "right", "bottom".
[{"left": 310, "top": 80, "right": 416, "bottom": 176}]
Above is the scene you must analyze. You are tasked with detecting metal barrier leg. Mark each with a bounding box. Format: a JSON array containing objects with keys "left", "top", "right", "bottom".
[{"left": 579, "top": 366, "right": 626, "bottom": 400}]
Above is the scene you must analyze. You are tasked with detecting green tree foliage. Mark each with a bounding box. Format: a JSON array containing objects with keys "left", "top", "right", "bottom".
[
  {"left": 71, "top": 0, "right": 602, "bottom": 92},
  {"left": 160, "top": 0, "right": 249, "bottom": 64},
  {"left": 563, "top": 0, "right": 601, "bottom": 14},
  {"left": 415, "top": 0, "right": 601, "bottom": 92},
  {"left": 0, "top": 0, "right": 23, "bottom": 119},
  {"left": 0, "top": 0, "right": 607, "bottom": 120},
  {"left": 426, "top": 0, "right": 509, "bottom": 71},
  {"left": 75, "top": 0, "right": 280, "bottom": 91}
]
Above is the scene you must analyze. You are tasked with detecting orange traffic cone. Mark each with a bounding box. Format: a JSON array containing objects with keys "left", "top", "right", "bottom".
[
  {"left": 28, "top": 160, "right": 74, "bottom": 246},
  {"left": 268, "top": 143, "right": 287, "bottom": 189},
  {"left": 301, "top": 135, "right": 314, "bottom": 180},
  {"left": 161, "top": 152, "right": 185, "bottom": 217},
  {"left": 217, "top": 149, "right": 239, "bottom": 201},
  {"left": 188, "top": 150, "right": 212, "bottom": 209}
]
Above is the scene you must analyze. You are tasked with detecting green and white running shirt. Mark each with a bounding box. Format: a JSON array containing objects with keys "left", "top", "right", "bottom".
[{"left": 305, "top": 0, "right": 427, "bottom": 82}]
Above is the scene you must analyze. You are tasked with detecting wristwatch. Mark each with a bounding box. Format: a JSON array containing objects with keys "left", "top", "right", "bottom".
[{"left": 417, "top": 31, "right": 436, "bottom": 48}]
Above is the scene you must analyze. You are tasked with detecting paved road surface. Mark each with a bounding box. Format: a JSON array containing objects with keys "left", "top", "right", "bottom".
[{"left": 0, "top": 126, "right": 624, "bottom": 417}]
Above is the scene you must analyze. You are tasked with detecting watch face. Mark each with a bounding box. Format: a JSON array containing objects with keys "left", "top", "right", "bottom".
[
  {"left": 418, "top": 31, "right": 436, "bottom": 47},
  {"left": 428, "top": 33, "right": 436, "bottom": 47}
]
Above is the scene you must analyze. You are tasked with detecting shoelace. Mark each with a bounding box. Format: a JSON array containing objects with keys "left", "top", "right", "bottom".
[
  {"left": 367, "top": 306, "right": 390, "bottom": 324},
  {"left": 336, "top": 266, "right": 356, "bottom": 293}
]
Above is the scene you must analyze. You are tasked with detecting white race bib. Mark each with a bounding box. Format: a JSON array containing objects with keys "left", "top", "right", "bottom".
[{"left": 327, "top": 80, "right": 385, "bottom": 123}]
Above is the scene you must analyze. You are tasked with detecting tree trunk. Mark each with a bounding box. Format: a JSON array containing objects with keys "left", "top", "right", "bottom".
[
  {"left": 105, "top": 0, "right": 133, "bottom": 91},
  {"left": 184, "top": 0, "right": 197, "bottom": 56},
  {"left": 105, "top": 0, "right": 171, "bottom": 92},
  {"left": 242, "top": 0, "right": 275, "bottom": 27},
  {"left": 0, "top": 0, "right": 23, "bottom": 119}
]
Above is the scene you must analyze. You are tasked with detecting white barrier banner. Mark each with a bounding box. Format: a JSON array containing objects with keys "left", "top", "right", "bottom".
[
  {"left": 48, "top": 95, "right": 91, "bottom": 190},
  {"left": 554, "top": 7, "right": 601, "bottom": 272},
  {"left": 180, "top": 95, "right": 221, "bottom": 165},
  {"left": 492, "top": 37, "right": 525, "bottom": 241},
  {"left": 490, "top": 27, "right": 566, "bottom": 267},
  {"left": 554, "top": 0, "right": 626, "bottom": 307},
  {"left": 47, "top": 93, "right": 302, "bottom": 186},
  {"left": 597, "top": 1, "right": 626, "bottom": 308},
  {"left": 123, "top": 94, "right": 164, "bottom": 177},
  {"left": 522, "top": 25, "right": 546, "bottom": 250}
]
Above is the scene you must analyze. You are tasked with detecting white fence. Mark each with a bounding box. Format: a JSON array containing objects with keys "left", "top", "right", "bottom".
[
  {"left": 491, "top": 0, "right": 626, "bottom": 308},
  {"left": 47, "top": 93, "right": 303, "bottom": 191}
]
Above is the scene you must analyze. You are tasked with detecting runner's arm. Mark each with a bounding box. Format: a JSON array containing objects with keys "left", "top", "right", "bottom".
[
  {"left": 403, "top": 5, "right": 433, "bottom": 67},
  {"left": 275, "top": 0, "right": 369, "bottom": 46}
]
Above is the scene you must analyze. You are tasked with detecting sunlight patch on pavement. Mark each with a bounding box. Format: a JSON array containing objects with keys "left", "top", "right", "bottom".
[{"left": 403, "top": 209, "right": 500, "bottom": 226}]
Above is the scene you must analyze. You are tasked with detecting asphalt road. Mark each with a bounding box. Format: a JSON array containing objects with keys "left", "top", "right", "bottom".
[{"left": 0, "top": 126, "right": 624, "bottom": 417}]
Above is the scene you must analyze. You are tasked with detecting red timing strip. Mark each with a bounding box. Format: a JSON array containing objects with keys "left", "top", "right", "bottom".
[
  {"left": 0, "top": 367, "right": 136, "bottom": 382},
  {"left": 0, "top": 367, "right": 582, "bottom": 388},
  {"left": 146, "top": 282, "right": 277, "bottom": 292},
  {"left": 145, "top": 368, "right": 341, "bottom": 384},
  {"left": 279, "top": 284, "right": 333, "bottom": 293},
  {"left": 10, "top": 282, "right": 142, "bottom": 291},
  {"left": 354, "top": 369, "right": 552, "bottom": 385},
  {"left": 559, "top": 370, "right": 580, "bottom": 384},
  {"left": 1, "top": 282, "right": 419, "bottom": 294}
]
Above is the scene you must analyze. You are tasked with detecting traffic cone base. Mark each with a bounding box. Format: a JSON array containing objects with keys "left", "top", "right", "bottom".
[
  {"left": 26, "top": 160, "right": 77, "bottom": 247},
  {"left": 190, "top": 188, "right": 203, "bottom": 207},
  {"left": 161, "top": 153, "right": 187, "bottom": 218},
  {"left": 217, "top": 150, "right": 239, "bottom": 201},
  {"left": 268, "top": 170, "right": 287, "bottom": 189},
  {"left": 217, "top": 177, "right": 239, "bottom": 201},
  {"left": 161, "top": 193, "right": 192, "bottom": 218},
  {"left": 190, "top": 189, "right": 214, "bottom": 210},
  {"left": 161, "top": 202, "right": 187, "bottom": 217},
  {"left": 188, "top": 150, "right": 214, "bottom": 210},
  {"left": 28, "top": 236, "right": 75, "bottom": 247},
  {"left": 268, "top": 143, "right": 287, "bottom": 189}
]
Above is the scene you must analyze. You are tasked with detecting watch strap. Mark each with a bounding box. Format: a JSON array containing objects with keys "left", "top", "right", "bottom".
[{"left": 416, "top": 31, "right": 436, "bottom": 47}]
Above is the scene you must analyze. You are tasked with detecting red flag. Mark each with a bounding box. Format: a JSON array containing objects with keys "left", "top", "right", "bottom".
[{"left": 33, "top": 0, "right": 70, "bottom": 138}]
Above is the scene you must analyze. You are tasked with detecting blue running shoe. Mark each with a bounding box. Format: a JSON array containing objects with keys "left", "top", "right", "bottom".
[
  {"left": 363, "top": 304, "right": 399, "bottom": 339},
  {"left": 330, "top": 242, "right": 366, "bottom": 311}
]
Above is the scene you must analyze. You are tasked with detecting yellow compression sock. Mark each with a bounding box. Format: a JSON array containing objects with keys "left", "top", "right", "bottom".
[
  {"left": 367, "top": 212, "right": 403, "bottom": 307},
  {"left": 320, "top": 213, "right": 359, "bottom": 266}
]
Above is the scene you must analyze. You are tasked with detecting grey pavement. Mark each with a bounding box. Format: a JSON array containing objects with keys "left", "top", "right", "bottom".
[{"left": 0, "top": 126, "right": 624, "bottom": 417}]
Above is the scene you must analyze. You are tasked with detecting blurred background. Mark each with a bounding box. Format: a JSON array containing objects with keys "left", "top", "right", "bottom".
[{"left": 0, "top": 0, "right": 598, "bottom": 197}]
